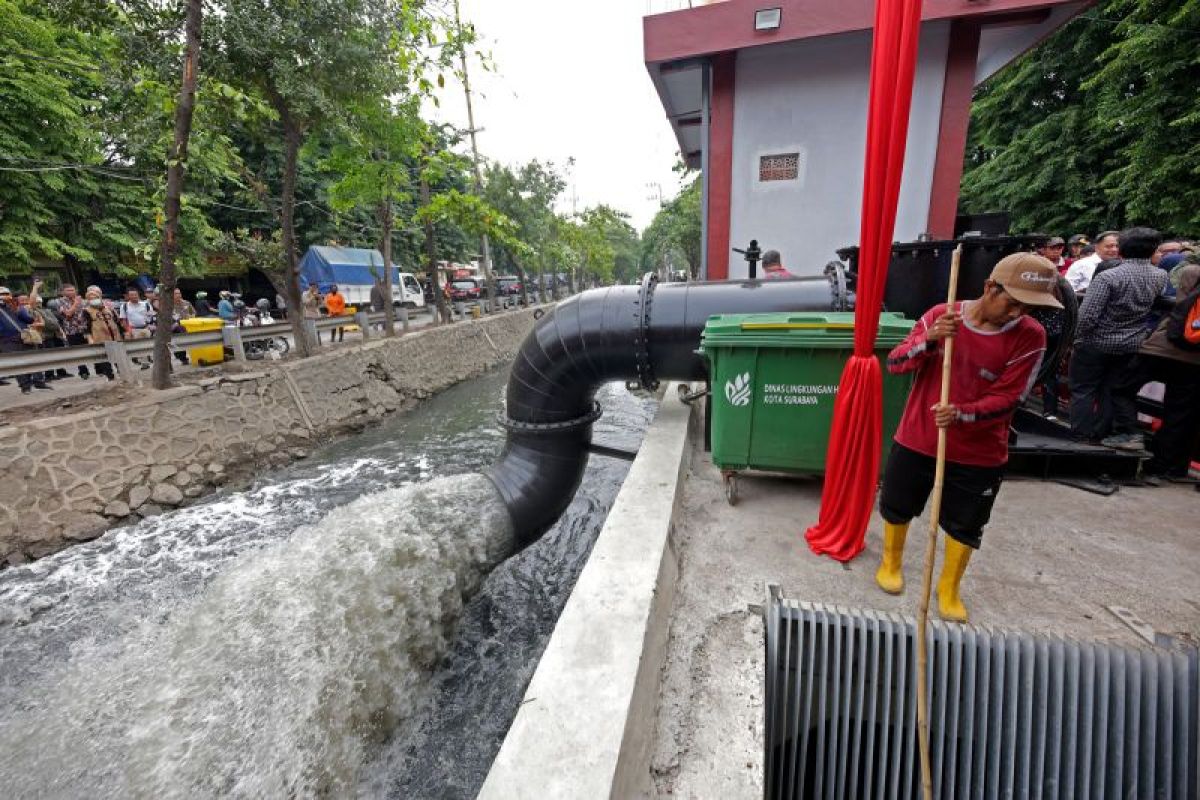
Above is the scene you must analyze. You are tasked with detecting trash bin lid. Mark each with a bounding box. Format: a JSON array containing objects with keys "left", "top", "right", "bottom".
[{"left": 700, "top": 312, "right": 913, "bottom": 350}]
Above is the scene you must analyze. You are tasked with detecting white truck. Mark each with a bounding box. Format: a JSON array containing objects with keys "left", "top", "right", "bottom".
[{"left": 298, "top": 245, "right": 426, "bottom": 310}]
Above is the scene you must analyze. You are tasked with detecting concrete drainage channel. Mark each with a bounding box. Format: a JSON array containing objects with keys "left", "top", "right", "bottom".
[{"left": 479, "top": 382, "right": 695, "bottom": 798}]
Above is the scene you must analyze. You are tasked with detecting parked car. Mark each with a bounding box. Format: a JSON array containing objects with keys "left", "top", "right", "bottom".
[
  {"left": 497, "top": 275, "right": 522, "bottom": 297},
  {"left": 446, "top": 278, "right": 482, "bottom": 302}
]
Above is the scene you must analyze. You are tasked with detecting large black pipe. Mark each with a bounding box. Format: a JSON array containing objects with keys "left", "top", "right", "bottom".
[{"left": 488, "top": 271, "right": 850, "bottom": 547}]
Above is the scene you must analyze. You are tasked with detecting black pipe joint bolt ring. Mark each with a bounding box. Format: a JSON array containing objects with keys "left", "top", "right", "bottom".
[{"left": 497, "top": 402, "right": 603, "bottom": 435}]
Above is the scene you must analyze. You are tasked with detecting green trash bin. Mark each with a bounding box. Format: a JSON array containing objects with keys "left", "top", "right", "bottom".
[{"left": 699, "top": 312, "right": 915, "bottom": 504}]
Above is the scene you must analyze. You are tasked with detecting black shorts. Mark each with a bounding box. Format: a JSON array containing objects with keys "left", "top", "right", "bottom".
[{"left": 878, "top": 443, "right": 1004, "bottom": 549}]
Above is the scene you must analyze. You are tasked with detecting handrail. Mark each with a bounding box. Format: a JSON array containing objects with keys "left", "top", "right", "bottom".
[{"left": 0, "top": 311, "right": 417, "bottom": 380}]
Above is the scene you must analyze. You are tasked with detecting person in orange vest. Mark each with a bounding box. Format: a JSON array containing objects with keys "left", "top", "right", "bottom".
[{"left": 324, "top": 284, "right": 347, "bottom": 343}]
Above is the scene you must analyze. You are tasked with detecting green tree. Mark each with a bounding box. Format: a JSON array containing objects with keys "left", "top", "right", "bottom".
[
  {"left": 211, "top": 0, "right": 418, "bottom": 355},
  {"left": 324, "top": 98, "right": 425, "bottom": 335},
  {"left": 2, "top": 1, "right": 251, "bottom": 283},
  {"left": 642, "top": 174, "right": 701, "bottom": 278},
  {"left": 960, "top": 0, "right": 1200, "bottom": 234},
  {"left": 483, "top": 160, "right": 567, "bottom": 302},
  {"left": 151, "top": 0, "right": 203, "bottom": 390},
  {"left": 0, "top": 1, "right": 109, "bottom": 270},
  {"left": 561, "top": 205, "right": 637, "bottom": 288}
]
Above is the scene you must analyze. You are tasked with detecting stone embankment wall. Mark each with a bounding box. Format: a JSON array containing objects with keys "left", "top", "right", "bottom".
[{"left": 0, "top": 309, "right": 539, "bottom": 566}]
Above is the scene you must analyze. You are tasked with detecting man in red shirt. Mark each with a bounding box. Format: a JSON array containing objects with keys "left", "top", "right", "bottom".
[
  {"left": 760, "top": 250, "right": 795, "bottom": 279},
  {"left": 874, "top": 253, "right": 1062, "bottom": 622}
]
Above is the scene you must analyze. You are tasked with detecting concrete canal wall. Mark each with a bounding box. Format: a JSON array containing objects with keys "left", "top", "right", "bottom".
[
  {"left": 479, "top": 382, "right": 696, "bottom": 799},
  {"left": 0, "top": 309, "right": 540, "bottom": 566}
]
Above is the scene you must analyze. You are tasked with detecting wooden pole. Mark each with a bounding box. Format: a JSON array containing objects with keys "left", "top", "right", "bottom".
[{"left": 915, "top": 243, "right": 962, "bottom": 800}]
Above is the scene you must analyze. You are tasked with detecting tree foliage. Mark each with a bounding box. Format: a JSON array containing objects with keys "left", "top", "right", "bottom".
[
  {"left": 642, "top": 174, "right": 701, "bottom": 278},
  {"left": 0, "top": 0, "right": 121, "bottom": 267},
  {"left": 960, "top": 0, "right": 1200, "bottom": 234},
  {"left": 560, "top": 205, "right": 639, "bottom": 286},
  {"left": 482, "top": 159, "right": 565, "bottom": 296},
  {"left": 0, "top": 0, "right": 640, "bottom": 330}
]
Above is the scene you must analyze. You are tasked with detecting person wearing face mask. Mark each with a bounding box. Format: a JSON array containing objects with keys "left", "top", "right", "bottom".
[{"left": 82, "top": 288, "right": 120, "bottom": 380}]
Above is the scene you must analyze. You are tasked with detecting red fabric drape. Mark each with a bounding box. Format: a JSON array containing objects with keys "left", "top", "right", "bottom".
[{"left": 804, "top": 0, "right": 924, "bottom": 561}]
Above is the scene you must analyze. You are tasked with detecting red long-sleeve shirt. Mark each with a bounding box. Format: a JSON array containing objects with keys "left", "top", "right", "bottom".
[{"left": 887, "top": 302, "right": 1046, "bottom": 467}]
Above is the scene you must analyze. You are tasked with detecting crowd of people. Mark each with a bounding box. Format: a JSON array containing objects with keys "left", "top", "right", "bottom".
[
  {"left": 3, "top": 282, "right": 184, "bottom": 392},
  {"left": 1030, "top": 228, "right": 1200, "bottom": 482},
  {"left": 1, "top": 282, "right": 320, "bottom": 393},
  {"left": 0, "top": 280, "right": 369, "bottom": 393}
]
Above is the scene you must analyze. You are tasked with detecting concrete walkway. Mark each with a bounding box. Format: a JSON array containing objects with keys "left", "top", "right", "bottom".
[{"left": 649, "top": 432, "right": 1200, "bottom": 798}]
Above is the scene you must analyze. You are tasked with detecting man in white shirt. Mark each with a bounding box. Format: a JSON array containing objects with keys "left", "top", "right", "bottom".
[
  {"left": 118, "top": 287, "right": 154, "bottom": 337},
  {"left": 1065, "top": 230, "right": 1119, "bottom": 293}
]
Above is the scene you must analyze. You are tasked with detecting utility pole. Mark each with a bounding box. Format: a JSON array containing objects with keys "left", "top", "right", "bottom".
[
  {"left": 454, "top": 0, "right": 498, "bottom": 312},
  {"left": 646, "top": 181, "right": 664, "bottom": 206},
  {"left": 566, "top": 157, "right": 579, "bottom": 216}
]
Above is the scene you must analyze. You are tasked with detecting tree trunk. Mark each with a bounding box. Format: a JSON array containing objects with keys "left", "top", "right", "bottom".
[
  {"left": 421, "top": 175, "right": 449, "bottom": 323},
  {"left": 515, "top": 263, "right": 529, "bottom": 308},
  {"left": 379, "top": 199, "right": 397, "bottom": 336},
  {"left": 279, "top": 112, "right": 312, "bottom": 356},
  {"left": 152, "top": 0, "right": 202, "bottom": 390}
]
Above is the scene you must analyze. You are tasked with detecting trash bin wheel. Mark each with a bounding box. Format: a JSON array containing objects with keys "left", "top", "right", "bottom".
[{"left": 722, "top": 472, "right": 739, "bottom": 506}]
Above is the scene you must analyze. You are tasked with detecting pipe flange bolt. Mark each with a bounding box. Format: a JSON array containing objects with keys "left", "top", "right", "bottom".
[
  {"left": 634, "top": 272, "right": 660, "bottom": 391},
  {"left": 498, "top": 402, "right": 603, "bottom": 434}
]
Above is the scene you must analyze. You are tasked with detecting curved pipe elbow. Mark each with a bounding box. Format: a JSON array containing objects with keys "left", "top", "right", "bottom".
[{"left": 489, "top": 274, "right": 850, "bottom": 547}]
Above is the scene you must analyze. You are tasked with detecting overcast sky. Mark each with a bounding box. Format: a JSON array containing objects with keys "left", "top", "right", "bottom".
[{"left": 431, "top": 0, "right": 685, "bottom": 231}]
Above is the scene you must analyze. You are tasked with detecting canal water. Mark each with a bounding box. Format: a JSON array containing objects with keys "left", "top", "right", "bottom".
[{"left": 0, "top": 368, "right": 658, "bottom": 798}]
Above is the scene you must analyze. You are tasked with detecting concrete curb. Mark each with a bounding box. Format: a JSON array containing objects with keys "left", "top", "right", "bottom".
[{"left": 479, "top": 382, "right": 696, "bottom": 799}]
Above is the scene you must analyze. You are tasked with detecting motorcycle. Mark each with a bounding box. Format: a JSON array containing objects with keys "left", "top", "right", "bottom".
[{"left": 235, "top": 304, "right": 291, "bottom": 360}]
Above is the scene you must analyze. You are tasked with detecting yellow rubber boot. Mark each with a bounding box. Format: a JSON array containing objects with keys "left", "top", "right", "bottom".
[
  {"left": 937, "top": 537, "right": 974, "bottom": 623},
  {"left": 874, "top": 521, "right": 909, "bottom": 595}
]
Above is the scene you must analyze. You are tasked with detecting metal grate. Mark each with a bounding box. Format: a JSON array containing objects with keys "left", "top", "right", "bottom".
[
  {"left": 764, "top": 593, "right": 1199, "bottom": 800},
  {"left": 759, "top": 153, "right": 800, "bottom": 182}
]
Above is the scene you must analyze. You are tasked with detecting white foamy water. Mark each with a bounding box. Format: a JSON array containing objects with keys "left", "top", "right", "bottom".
[
  {"left": 0, "top": 455, "right": 422, "bottom": 631},
  {"left": 0, "top": 474, "right": 512, "bottom": 798},
  {"left": 0, "top": 371, "right": 659, "bottom": 798}
]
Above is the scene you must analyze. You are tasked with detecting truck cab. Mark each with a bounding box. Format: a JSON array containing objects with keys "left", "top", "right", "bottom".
[{"left": 393, "top": 272, "right": 426, "bottom": 309}]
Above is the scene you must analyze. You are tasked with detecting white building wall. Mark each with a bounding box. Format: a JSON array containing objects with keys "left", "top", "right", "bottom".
[{"left": 726, "top": 23, "right": 950, "bottom": 278}]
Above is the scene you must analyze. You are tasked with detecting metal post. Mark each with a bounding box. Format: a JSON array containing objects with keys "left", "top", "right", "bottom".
[
  {"left": 400, "top": 305, "right": 410, "bottom": 332},
  {"left": 455, "top": 0, "right": 498, "bottom": 313},
  {"left": 222, "top": 325, "right": 247, "bottom": 362},
  {"left": 103, "top": 341, "right": 136, "bottom": 383},
  {"left": 355, "top": 311, "right": 370, "bottom": 341}
]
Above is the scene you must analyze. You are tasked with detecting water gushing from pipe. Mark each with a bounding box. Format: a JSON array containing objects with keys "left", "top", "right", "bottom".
[{"left": 0, "top": 475, "right": 511, "bottom": 798}]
